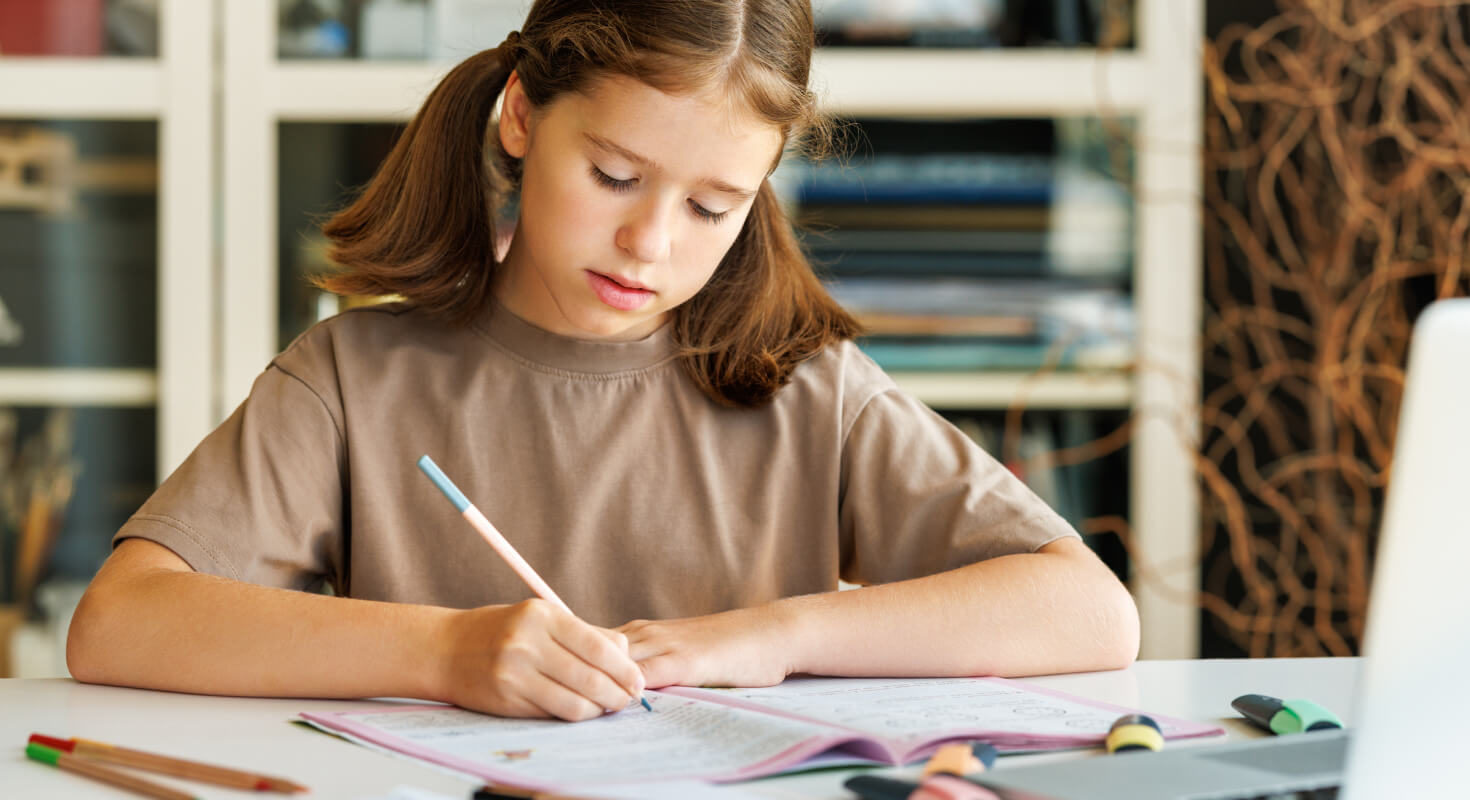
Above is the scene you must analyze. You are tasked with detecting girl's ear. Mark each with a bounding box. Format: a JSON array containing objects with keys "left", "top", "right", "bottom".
[{"left": 499, "top": 71, "right": 532, "bottom": 159}]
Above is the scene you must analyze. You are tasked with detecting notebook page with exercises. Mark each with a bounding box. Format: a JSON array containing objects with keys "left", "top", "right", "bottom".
[
  {"left": 665, "top": 677, "right": 1223, "bottom": 758},
  {"left": 301, "top": 677, "right": 1223, "bottom": 790},
  {"left": 303, "top": 691, "right": 854, "bottom": 789}
]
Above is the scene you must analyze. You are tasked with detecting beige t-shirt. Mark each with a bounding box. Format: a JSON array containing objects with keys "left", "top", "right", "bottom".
[{"left": 115, "top": 301, "right": 1078, "bottom": 626}]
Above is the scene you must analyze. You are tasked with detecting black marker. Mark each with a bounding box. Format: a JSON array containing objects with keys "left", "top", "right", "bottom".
[{"left": 1232, "top": 693, "right": 1343, "bottom": 735}]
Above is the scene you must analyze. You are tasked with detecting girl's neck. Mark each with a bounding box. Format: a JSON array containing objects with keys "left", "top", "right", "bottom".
[{"left": 492, "top": 235, "right": 672, "bottom": 343}]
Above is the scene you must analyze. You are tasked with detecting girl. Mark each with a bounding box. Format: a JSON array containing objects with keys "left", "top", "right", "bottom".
[{"left": 67, "top": 0, "right": 1138, "bottom": 723}]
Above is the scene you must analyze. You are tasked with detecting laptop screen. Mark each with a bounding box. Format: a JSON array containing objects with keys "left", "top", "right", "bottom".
[{"left": 1339, "top": 298, "right": 1470, "bottom": 799}]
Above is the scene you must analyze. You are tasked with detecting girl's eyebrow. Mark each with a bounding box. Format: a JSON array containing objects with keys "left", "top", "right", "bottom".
[{"left": 582, "top": 132, "right": 757, "bottom": 200}]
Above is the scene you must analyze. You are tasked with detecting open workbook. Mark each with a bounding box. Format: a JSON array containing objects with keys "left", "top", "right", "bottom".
[{"left": 300, "top": 677, "right": 1224, "bottom": 790}]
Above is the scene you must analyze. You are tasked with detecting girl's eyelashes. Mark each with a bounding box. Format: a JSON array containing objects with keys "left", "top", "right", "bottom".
[
  {"left": 589, "top": 164, "right": 730, "bottom": 225},
  {"left": 689, "top": 202, "right": 728, "bottom": 224},
  {"left": 590, "top": 165, "right": 635, "bottom": 192}
]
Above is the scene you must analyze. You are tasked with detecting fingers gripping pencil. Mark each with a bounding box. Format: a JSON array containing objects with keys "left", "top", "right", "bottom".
[{"left": 417, "top": 455, "right": 652, "bottom": 712}]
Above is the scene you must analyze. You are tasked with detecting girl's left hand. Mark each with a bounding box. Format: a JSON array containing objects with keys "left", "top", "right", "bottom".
[{"left": 617, "top": 605, "right": 797, "bottom": 689}]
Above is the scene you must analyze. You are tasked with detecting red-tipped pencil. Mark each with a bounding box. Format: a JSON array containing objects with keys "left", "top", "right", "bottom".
[
  {"left": 27, "top": 742, "right": 200, "bottom": 800},
  {"left": 28, "top": 734, "right": 308, "bottom": 793}
]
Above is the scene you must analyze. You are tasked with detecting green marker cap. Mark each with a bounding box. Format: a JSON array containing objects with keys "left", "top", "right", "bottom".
[
  {"left": 1272, "top": 699, "right": 1344, "bottom": 734},
  {"left": 26, "top": 741, "right": 62, "bottom": 766}
]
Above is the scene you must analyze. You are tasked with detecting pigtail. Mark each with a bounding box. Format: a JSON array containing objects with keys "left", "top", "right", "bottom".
[
  {"left": 676, "top": 181, "right": 863, "bottom": 407},
  {"left": 316, "top": 34, "right": 522, "bottom": 324}
]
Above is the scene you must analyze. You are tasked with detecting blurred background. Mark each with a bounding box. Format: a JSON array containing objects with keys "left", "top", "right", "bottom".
[{"left": 1, "top": 0, "right": 1465, "bottom": 677}]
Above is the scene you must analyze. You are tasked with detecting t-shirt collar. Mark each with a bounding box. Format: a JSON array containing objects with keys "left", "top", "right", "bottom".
[{"left": 476, "top": 298, "right": 677, "bottom": 374}]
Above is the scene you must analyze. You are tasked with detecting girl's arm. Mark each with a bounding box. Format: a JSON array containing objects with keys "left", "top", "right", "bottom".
[
  {"left": 68, "top": 539, "right": 645, "bottom": 721},
  {"left": 621, "top": 536, "right": 1139, "bottom": 688}
]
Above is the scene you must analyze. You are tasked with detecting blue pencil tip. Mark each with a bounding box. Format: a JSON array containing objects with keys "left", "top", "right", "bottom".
[
  {"left": 417, "top": 454, "right": 471, "bottom": 513},
  {"left": 640, "top": 696, "right": 653, "bottom": 712}
]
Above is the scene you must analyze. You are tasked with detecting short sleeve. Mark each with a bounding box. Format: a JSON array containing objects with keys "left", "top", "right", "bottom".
[
  {"left": 838, "top": 388, "right": 1080, "bottom": 586},
  {"left": 113, "top": 363, "right": 346, "bottom": 593}
]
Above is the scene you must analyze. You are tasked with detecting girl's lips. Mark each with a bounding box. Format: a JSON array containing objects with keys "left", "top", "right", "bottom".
[
  {"left": 587, "top": 270, "right": 655, "bottom": 311},
  {"left": 601, "top": 272, "right": 651, "bottom": 291}
]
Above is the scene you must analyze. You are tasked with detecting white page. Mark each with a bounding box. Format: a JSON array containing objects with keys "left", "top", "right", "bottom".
[
  {"left": 352, "top": 787, "right": 463, "bottom": 800},
  {"left": 669, "top": 677, "right": 1208, "bottom": 755},
  {"left": 347, "top": 780, "right": 772, "bottom": 800},
  {"left": 571, "top": 780, "right": 783, "bottom": 799},
  {"left": 302, "top": 691, "right": 857, "bottom": 787}
]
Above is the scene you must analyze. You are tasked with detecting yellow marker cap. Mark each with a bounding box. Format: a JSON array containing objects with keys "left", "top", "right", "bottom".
[{"left": 1106, "top": 713, "right": 1164, "bottom": 754}]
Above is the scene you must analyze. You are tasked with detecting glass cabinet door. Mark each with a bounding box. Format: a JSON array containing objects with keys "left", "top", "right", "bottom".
[
  {"left": 0, "top": 0, "right": 160, "bottom": 58},
  {"left": 276, "top": 0, "right": 521, "bottom": 61},
  {"left": 1, "top": 121, "right": 158, "bottom": 368},
  {"left": 277, "top": 121, "right": 404, "bottom": 346},
  {"left": 0, "top": 119, "right": 160, "bottom": 674}
]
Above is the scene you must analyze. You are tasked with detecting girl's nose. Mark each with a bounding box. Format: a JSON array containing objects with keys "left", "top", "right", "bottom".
[{"left": 615, "top": 202, "right": 673, "bottom": 263}]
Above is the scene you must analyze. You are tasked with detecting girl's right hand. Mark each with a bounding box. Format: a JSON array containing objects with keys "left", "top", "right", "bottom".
[{"left": 435, "top": 599, "right": 645, "bottom": 721}]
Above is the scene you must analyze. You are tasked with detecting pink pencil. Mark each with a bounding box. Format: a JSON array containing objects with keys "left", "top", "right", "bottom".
[{"left": 418, "top": 455, "right": 569, "bottom": 612}]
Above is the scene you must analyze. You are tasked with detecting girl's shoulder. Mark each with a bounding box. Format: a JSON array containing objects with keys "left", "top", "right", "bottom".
[
  {"left": 271, "top": 301, "right": 477, "bottom": 379},
  {"left": 780, "top": 338, "right": 900, "bottom": 421}
]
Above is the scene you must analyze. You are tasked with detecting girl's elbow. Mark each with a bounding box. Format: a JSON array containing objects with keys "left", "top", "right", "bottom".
[
  {"left": 65, "top": 587, "right": 114, "bottom": 684},
  {"left": 1100, "top": 582, "right": 1141, "bottom": 669},
  {"left": 1052, "top": 544, "right": 1140, "bottom": 670}
]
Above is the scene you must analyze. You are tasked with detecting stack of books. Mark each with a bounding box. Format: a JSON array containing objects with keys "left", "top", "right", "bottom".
[
  {"left": 824, "top": 277, "right": 1132, "bottom": 372},
  {"left": 784, "top": 128, "right": 1134, "bottom": 373},
  {"left": 812, "top": 0, "right": 1135, "bottom": 49}
]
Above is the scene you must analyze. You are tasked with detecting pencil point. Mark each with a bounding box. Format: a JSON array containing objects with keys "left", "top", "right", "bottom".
[
  {"left": 640, "top": 696, "right": 653, "bottom": 712},
  {"left": 261, "top": 777, "right": 310, "bottom": 793}
]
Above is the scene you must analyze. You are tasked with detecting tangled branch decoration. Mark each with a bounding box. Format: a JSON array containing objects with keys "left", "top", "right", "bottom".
[{"left": 1198, "top": 0, "right": 1470, "bottom": 656}]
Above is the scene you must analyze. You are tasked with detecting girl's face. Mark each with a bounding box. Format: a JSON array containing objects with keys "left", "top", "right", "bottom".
[{"left": 495, "top": 72, "right": 784, "bottom": 341}]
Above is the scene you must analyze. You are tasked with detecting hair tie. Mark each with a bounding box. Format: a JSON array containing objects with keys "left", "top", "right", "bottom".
[{"left": 499, "top": 30, "right": 522, "bottom": 67}]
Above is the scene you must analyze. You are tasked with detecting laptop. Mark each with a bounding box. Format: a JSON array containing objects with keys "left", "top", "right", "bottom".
[{"left": 969, "top": 298, "right": 1470, "bottom": 800}]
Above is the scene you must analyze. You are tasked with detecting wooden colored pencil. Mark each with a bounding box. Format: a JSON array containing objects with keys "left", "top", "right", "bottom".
[
  {"left": 26, "top": 742, "right": 200, "bottom": 800},
  {"left": 29, "top": 734, "right": 308, "bottom": 794}
]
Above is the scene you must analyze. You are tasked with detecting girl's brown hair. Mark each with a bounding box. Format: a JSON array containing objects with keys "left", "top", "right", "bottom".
[{"left": 317, "top": 0, "right": 861, "bottom": 407}]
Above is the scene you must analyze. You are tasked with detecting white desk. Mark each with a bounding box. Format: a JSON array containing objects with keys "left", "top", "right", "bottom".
[{"left": 0, "top": 659, "right": 1360, "bottom": 799}]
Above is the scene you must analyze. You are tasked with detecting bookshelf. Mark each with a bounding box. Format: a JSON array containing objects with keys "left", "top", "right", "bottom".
[
  {"left": 218, "top": 0, "right": 1203, "bottom": 659},
  {"left": 890, "top": 372, "right": 1131, "bottom": 411}
]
